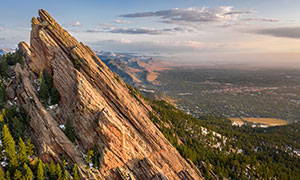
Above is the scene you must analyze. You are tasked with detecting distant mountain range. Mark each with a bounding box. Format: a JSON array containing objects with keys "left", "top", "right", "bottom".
[
  {"left": 0, "top": 48, "right": 15, "bottom": 55},
  {"left": 95, "top": 50, "right": 172, "bottom": 87}
]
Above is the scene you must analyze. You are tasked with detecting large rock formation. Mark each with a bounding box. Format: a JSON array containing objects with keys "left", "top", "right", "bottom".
[{"left": 13, "top": 9, "right": 203, "bottom": 179}]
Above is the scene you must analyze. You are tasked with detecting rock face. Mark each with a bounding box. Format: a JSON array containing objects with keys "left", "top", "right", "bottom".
[{"left": 15, "top": 9, "right": 203, "bottom": 180}]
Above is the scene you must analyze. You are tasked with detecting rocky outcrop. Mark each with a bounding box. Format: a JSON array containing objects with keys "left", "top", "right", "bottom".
[{"left": 14, "top": 9, "right": 203, "bottom": 180}]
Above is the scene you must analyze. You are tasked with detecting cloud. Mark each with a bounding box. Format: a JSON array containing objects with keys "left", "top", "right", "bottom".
[
  {"left": 86, "top": 27, "right": 192, "bottom": 35},
  {"left": 254, "top": 27, "right": 300, "bottom": 39},
  {"left": 0, "top": 37, "right": 5, "bottom": 41},
  {"left": 86, "top": 29, "right": 102, "bottom": 33},
  {"left": 109, "top": 27, "right": 190, "bottom": 35},
  {"left": 0, "top": 26, "right": 3, "bottom": 31},
  {"left": 89, "top": 39, "right": 224, "bottom": 53},
  {"left": 70, "top": 21, "right": 82, "bottom": 27},
  {"left": 120, "top": 7, "right": 256, "bottom": 27},
  {"left": 242, "top": 18, "right": 279, "bottom": 22},
  {"left": 113, "top": 19, "right": 131, "bottom": 24}
]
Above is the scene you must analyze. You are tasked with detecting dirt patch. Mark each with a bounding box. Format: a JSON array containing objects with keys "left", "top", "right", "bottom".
[{"left": 230, "top": 117, "right": 288, "bottom": 127}]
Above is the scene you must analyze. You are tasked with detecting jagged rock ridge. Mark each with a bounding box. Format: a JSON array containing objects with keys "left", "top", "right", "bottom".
[{"left": 12, "top": 9, "right": 203, "bottom": 179}]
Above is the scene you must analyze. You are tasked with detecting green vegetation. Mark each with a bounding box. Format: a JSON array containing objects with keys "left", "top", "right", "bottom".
[
  {"left": 0, "top": 80, "right": 6, "bottom": 109},
  {"left": 72, "top": 164, "right": 80, "bottom": 180},
  {"left": 0, "top": 51, "right": 25, "bottom": 109},
  {"left": 0, "top": 50, "right": 24, "bottom": 78},
  {"left": 0, "top": 50, "right": 80, "bottom": 180},
  {"left": 0, "top": 120, "right": 83, "bottom": 179},
  {"left": 151, "top": 68, "right": 300, "bottom": 122},
  {"left": 64, "top": 118, "right": 75, "bottom": 143},
  {"left": 36, "top": 159, "right": 44, "bottom": 180},
  {"left": 73, "top": 58, "right": 80, "bottom": 70},
  {"left": 37, "top": 69, "right": 60, "bottom": 106},
  {"left": 149, "top": 99, "right": 300, "bottom": 179},
  {"left": 2, "top": 125, "right": 18, "bottom": 171}
]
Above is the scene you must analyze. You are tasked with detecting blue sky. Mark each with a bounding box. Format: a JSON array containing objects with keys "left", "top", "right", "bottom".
[{"left": 1, "top": 0, "right": 300, "bottom": 66}]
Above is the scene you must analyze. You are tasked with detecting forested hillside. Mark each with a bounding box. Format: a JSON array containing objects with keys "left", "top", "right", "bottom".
[
  {"left": 127, "top": 86, "right": 300, "bottom": 179},
  {"left": 0, "top": 52, "right": 81, "bottom": 179},
  {"left": 3, "top": 49, "right": 299, "bottom": 179}
]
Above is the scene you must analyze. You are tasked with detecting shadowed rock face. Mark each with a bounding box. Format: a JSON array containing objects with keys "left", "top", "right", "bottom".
[{"left": 15, "top": 9, "right": 203, "bottom": 180}]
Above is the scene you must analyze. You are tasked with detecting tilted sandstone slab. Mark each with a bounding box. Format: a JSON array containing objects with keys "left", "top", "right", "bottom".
[{"left": 15, "top": 9, "right": 203, "bottom": 180}]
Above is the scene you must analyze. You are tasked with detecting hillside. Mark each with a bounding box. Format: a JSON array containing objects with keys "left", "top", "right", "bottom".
[
  {"left": 0, "top": 9, "right": 203, "bottom": 179},
  {"left": 1, "top": 9, "right": 300, "bottom": 180},
  {"left": 96, "top": 50, "right": 171, "bottom": 87}
]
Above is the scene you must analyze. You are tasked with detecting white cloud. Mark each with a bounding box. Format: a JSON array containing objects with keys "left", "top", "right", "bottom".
[
  {"left": 0, "top": 26, "right": 3, "bottom": 31},
  {"left": 113, "top": 19, "right": 131, "bottom": 24},
  {"left": 241, "top": 18, "right": 279, "bottom": 22},
  {"left": 120, "top": 7, "right": 256, "bottom": 28},
  {"left": 86, "top": 27, "right": 192, "bottom": 35},
  {"left": 70, "top": 21, "right": 82, "bottom": 27},
  {"left": 254, "top": 27, "right": 300, "bottom": 39}
]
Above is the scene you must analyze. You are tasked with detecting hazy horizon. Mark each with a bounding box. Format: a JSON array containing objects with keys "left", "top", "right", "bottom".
[{"left": 1, "top": 0, "right": 300, "bottom": 67}]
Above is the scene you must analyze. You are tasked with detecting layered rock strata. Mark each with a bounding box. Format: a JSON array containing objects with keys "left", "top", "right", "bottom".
[{"left": 13, "top": 9, "right": 203, "bottom": 180}]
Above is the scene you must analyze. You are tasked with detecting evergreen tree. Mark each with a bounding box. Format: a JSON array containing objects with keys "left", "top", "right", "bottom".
[
  {"left": 36, "top": 159, "right": 44, "bottom": 180},
  {"left": 2, "top": 125, "right": 18, "bottom": 170},
  {"left": 0, "top": 80, "right": 7, "bottom": 106},
  {"left": 25, "top": 139, "right": 34, "bottom": 157},
  {"left": 5, "top": 171, "right": 10, "bottom": 180},
  {"left": 49, "top": 160, "right": 56, "bottom": 179},
  {"left": 62, "top": 160, "right": 67, "bottom": 170},
  {"left": 63, "top": 170, "right": 69, "bottom": 180},
  {"left": 65, "top": 118, "right": 75, "bottom": 143},
  {"left": 86, "top": 150, "right": 94, "bottom": 164},
  {"left": 92, "top": 145, "right": 99, "bottom": 168},
  {"left": 17, "top": 138, "right": 28, "bottom": 164},
  {"left": 72, "top": 164, "right": 79, "bottom": 180},
  {"left": 42, "top": 69, "right": 52, "bottom": 87},
  {"left": 13, "top": 170, "right": 22, "bottom": 180},
  {"left": 50, "top": 87, "right": 60, "bottom": 105},
  {"left": 56, "top": 164, "right": 62, "bottom": 180},
  {"left": 9, "top": 116, "right": 25, "bottom": 141},
  {"left": 0, "top": 168, "right": 5, "bottom": 180},
  {"left": 0, "top": 58, "right": 9, "bottom": 77},
  {"left": 23, "top": 163, "right": 33, "bottom": 180},
  {"left": 38, "top": 77, "right": 49, "bottom": 104}
]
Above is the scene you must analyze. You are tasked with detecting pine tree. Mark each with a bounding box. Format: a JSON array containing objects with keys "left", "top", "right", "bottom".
[
  {"left": 25, "top": 139, "right": 34, "bottom": 157},
  {"left": 49, "top": 160, "right": 56, "bottom": 179},
  {"left": 87, "top": 150, "right": 94, "bottom": 164},
  {"left": 65, "top": 119, "right": 75, "bottom": 143},
  {"left": 50, "top": 87, "right": 60, "bottom": 105},
  {"left": 13, "top": 170, "right": 22, "bottom": 180},
  {"left": 2, "top": 125, "right": 18, "bottom": 170},
  {"left": 62, "top": 160, "right": 67, "bottom": 170},
  {"left": 17, "top": 138, "right": 28, "bottom": 164},
  {"left": 92, "top": 145, "right": 99, "bottom": 168},
  {"left": 0, "top": 58, "right": 9, "bottom": 77},
  {"left": 9, "top": 115, "right": 25, "bottom": 141},
  {"left": 0, "top": 80, "right": 7, "bottom": 105},
  {"left": 56, "top": 164, "right": 62, "bottom": 180},
  {"left": 5, "top": 171, "right": 10, "bottom": 180},
  {"left": 23, "top": 163, "right": 33, "bottom": 180},
  {"left": 36, "top": 159, "right": 44, "bottom": 180},
  {"left": 63, "top": 170, "right": 69, "bottom": 180},
  {"left": 38, "top": 77, "right": 49, "bottom": 104},
  {"left": 0, "top": 168, "right": 6, "bottom": 180},
  {"left": 72, "top": 164, "right": 79, "bottom": 180},
  {"left": 42, "top": 70, "right": 51, "bottom": 85}
]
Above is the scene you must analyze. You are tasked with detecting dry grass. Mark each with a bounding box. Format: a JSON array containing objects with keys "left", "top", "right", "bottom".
[
  {"left": 230, "top": 118, "right": 244, "bottom": 126},
  {"left": 230, "top": 117, "right": 288, "bottom": 126}
]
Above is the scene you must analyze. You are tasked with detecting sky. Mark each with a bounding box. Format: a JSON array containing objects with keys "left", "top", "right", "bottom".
[{"left": 1, "top": 0, "right": 300, "bottom": 67}]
